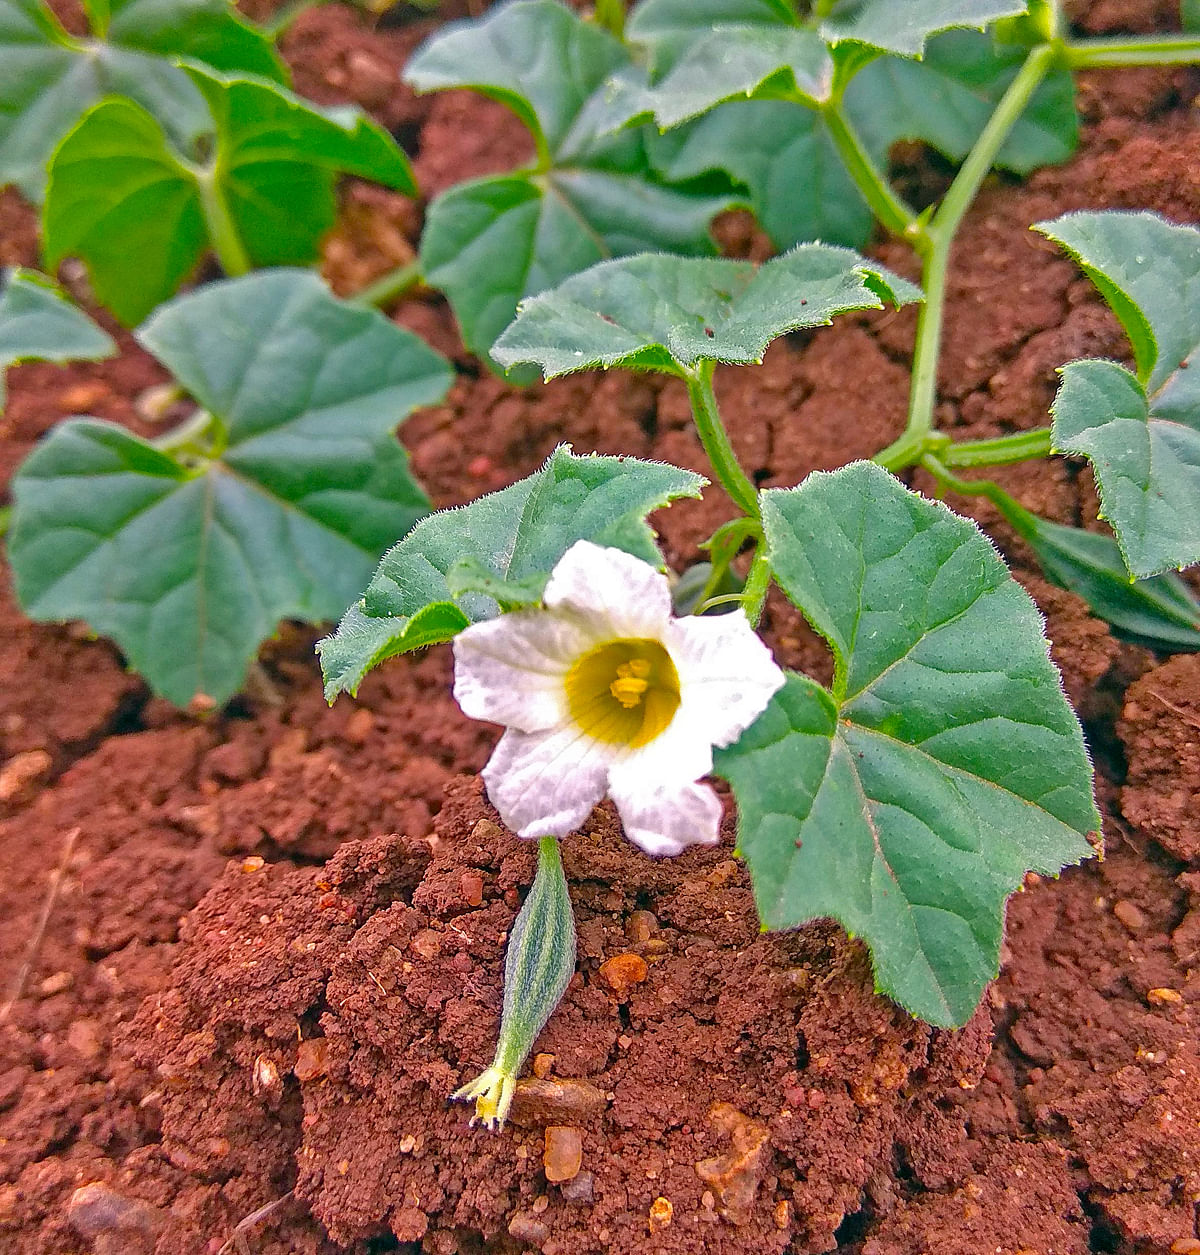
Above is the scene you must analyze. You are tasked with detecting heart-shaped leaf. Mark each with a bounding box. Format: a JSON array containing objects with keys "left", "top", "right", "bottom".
[
  {"left": 0, "top": 268, "right": 115, "bottom": 410},
  {"left": 1038, "top": 211, "right": 1200, "bottom": 578},
  {"left": 491, "top": 246, "right": 921, "bottom": 379},
  {"left": 406, "top": 0, "right": 733, "bottom": 362},
  {"left": 715, "top": 462, "right": 1098, "bottom": 1027},
  {"left": 44, "top": 66, "right": 415, "bottom": 326},
  {"left": 0, "top": 0, "right": 283, "bottom": 200},
  {"left": 318, "top": 446, "right": 705, "bottom": 700},
  {"left": 9, "top": 270, "right": 452, "bottom": 708}
]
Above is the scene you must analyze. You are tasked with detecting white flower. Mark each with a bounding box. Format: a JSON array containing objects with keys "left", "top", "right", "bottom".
[{"left": 453, "top": 540, "right": 785, "bottom": 856}]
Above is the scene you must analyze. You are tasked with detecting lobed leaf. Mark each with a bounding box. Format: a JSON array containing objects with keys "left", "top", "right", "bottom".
[
  {"left": 406, "top": 0, "right": 734, "bottom": 363},
  {"left": 9, "top": 270, "right": 452, "bottom": 708},
  {"left": 0, "top": 0, "right": 283, "bottom": 200},
  {"left": 0, "top": 268, "right": 115, "bottom": 410},
  {"left": 43, "top": 67, "right": 415, "bottom": 326},
  {"left": 1038, "top": 211, "right": 1200, "bottom": 577},
  {"left": 820, "top": 0, "right": 1031, "bottom": 56},
  {"left": 715, "top": 462, "right": 1098, "bottom": 1027},
  {"left": 319, "top": 447, "right": 705, "bottom": 700},
  {"left": 491, "top": 246, "right": 921, "bottom": 379}
]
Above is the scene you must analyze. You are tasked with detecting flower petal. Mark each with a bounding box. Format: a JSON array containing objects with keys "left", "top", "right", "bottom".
[
  {"left": 483, "top": 726, "right": 615, "bottom": 839},
  {"left": 454, "top": 610, "right": 595, "bottom": 732},
  {"left": 544, "top": 540, "right": 672, "bottom": 640},
  {"left": 664, "top": 612, "right": 785, "bottom": 748},
  {"left": 609, "top": 775, "right": 723, "bottom": 857}
]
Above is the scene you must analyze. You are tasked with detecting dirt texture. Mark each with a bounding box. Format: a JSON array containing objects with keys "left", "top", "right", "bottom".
[{"left": 1, "top": 2, "right": 1199, "bottom": 1254}]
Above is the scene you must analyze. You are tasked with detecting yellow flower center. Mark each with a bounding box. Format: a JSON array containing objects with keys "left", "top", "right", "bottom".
[{"left": 564, "top": 639, "right": 681, "bottom": 747}]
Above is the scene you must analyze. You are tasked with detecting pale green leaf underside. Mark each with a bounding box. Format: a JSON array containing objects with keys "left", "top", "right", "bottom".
[
  {"left": 318, "top": 447, "right": 705, "bottom": 700},
  {"left": 491, "top": 245, "right": 921, "bottom": 378},
  {"left": 0, "top": 268, "right": 115, "bottom": 409},
  {"left": 1038, "top": 212, "right": 1200, "bottom": 578},
  {"left": 0, "top": 0, "right": 283, "bottom": 200},
  {"left": 9, "top": 271, "right": 451, "bottom": 707},
  {"left": 716, "top": 462, "right": 1097, "bottom": 1027}
]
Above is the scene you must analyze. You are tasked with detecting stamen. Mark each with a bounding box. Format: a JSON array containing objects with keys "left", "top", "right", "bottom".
[{"left": 610, "top": 660, "right": 651, "bottom": 708}]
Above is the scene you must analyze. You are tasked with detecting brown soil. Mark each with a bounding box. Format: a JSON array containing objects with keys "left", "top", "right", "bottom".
[{"left": 2, "top": 4, "right": 1199, "bottom": 1254}]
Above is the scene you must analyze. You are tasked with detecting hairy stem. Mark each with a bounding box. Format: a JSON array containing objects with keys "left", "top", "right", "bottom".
[
  {"left": 873, "top": 44, "right": 1056, "bottom": 472},
  {"left": 942, "top": 427, "right": 1054, "bottom": 468},
  {"left": 684, "top": 361, "right": 761, "bottom": 519}
]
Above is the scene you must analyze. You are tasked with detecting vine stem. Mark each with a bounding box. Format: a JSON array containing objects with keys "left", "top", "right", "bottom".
[
  {"left": 941, "top": 426, "right": 1053, "bottom": 468},
  {"left": 353, "top": 259, "right": 423, "bottom": 309},
  {"left": 1065, "top": 35, "right": 1200, "bottom": 67},
  {"left": 820, "top": 104, "right": 924, "bottom": 246},
  {"left": 873, "top": 43, "right": 1057, "bottom": 472},
  {"left": 195, "top": 166, "right": 252, "bottom": 278},
  {"left": 684, "top": 361, "right": 761, "bottom": 519}
]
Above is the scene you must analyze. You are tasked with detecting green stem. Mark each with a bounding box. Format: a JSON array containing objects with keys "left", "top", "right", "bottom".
[
  {"left": 1065, "top": 35, "right": 1200, "bottom": 68},
  {"left": 0, "top": 505, "right": 10, "bottom": 539},
  {"left": 741, "top": 543, "right": 772, "bottom": 627},
  {"left": 592, "top": 0, "right": 625, "bottom": 38},
  {"left": 684, "top": 361, "right": 761, "bottom": 519},
  {"left": 873, "top": 44, "right": 1056, "bottom": 472},
  {"left": 195, "top": 167, "right": 252, "bottom": 278},
  {"left": 353, "top": 259, "right": 423, "bottom": 309},
  {"left": 942, "top": 426, "right": 1053, "bottom": 468},
  {"left": 820, "top": 103, "right": 924, "bottom": 245},
  {"left": 262, "top": 0, "right": 324, "bottom": 39},
  {"left": 921, "top": 455, "right": 1028, "bottom": 522}
]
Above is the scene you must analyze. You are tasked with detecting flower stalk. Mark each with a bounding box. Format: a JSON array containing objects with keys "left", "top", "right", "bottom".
[{"left": 453, "top": 835, "right": 576, "bottom": 1129}]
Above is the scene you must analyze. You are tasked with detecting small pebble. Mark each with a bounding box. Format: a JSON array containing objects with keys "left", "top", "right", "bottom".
[
  {"left": 532, "top": 1052, "right": 555, "bottom": 1079},
  {"left": 598, "top": 953, "right": 648, "bottom": 997},
  {"left": 560, "top": 1170, "right": 594, "bottom": 1204},
  {"left": 38, "top": 970, "right": 74, "bottom": 997},
  {"left": 648, "top": 1196, "right": 673, "bottom": 1232},
  {"left": 1113, "top": 899, "right": 1148, "bottom": 932},
  {"left": 508, "top": 1212, "right": 549, "bottom": 1244},
  {"left": 543, "top": 1126, "right": 583, "bottom": 1183},
  {"left": 0, "top": 749, "right": 52, "bottom": 802},
  {"left": 343, "top": 708, "right": 375, "bottom": 745},
  {"left": 1148, "top": 987, "right": 1183, "bottom": 1005},
  {"left": 625, "top": 910, "right": 659, "bottom": 944},
  {"left": 410, "top": 929, "right": 441, "bottom": 960},
  {"left": 294, "top": 1037, "right": 329, "bottom": 1082},
  {"left": 460, "top": 871, "right": 484, "bottom": 907}
]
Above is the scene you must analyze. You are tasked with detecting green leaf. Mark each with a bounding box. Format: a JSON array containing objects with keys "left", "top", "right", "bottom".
[
  {"left": 849, "top": 29, "right": 1077, "bottom": 176},
  {"left": 820, "top": 0, "right": 1030, "bottom": 56},
  {"left": 318, "top": 447, "right": 705, "bottom": 700},
  {"left": 649, "top": 101, "right": 873, "bottom": 250},
  {"left": 44, "top": 67, "right": 415, "bottom": 326},
  {"left": 0, "top": 268, "right": 115, "bottom": 410},
  {"left": 1037, "top": 212, "right": 1200, "bottom": 577},
  {"left": 997, "top": 499, "right": 1200, "bottom": 651},
  {"left": 0, "top": 0, "right": 283, "bottom": 200},
  {"left": 1049, "top": 359, "right": 1200, "bottom": 579},
  {"left": 715, "top": 462, "right": 1097, "bottom": 1027},
  {"left": 406, "top": 0, "right": 733, "bottom": 362},
  {"left": 8, "top": 270, "right": 452, "bottom": 708},
  {"left": 491, "top": 245, "right": 921, "bottom": 379},
  {"left": 1185, "top": 0, "right": 1200, "bottom": 32},
  {"left": 445, "top": 558, "right": 550, "bottom": 607}
]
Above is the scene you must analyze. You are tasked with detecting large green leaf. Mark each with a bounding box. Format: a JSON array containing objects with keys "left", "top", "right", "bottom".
[
  {"left": 490, "top": 246, "right": 921, "bottom": 379},
  {"left": 1038, "top": 212, "right": 1200, "bottom": 578},
  {"left": 406, "top": 0, "right": 732, "bottom": 363},
  {"left": 715, "top": 462, "right": 1097, "bottom": 1027},
  {"left": 850, "top": 28, "right": 1076, "bottom": 176},
  {"left": 649, "top": 101, "right": 872, "bottom": 250},
  {"left": 43, "top": 67, "right": 415, "bottom": 326},
  {"left": 0, "top": 0, "right": 282, "bottom": 200},
  {"left": 622, "top": 0, "right": 1033, "bottom": 127},
  {"left": 644, "top": 28, "right": 1074, "bottom": 252},
  {"left": 318, "top": 447, "right": 705, "bottom": 700},
  {"left": 0, "top": 268, "right": 115, "bottom": 410},
  {"left": 8, "top": 270, "right": 451, "bottom": 708}
]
